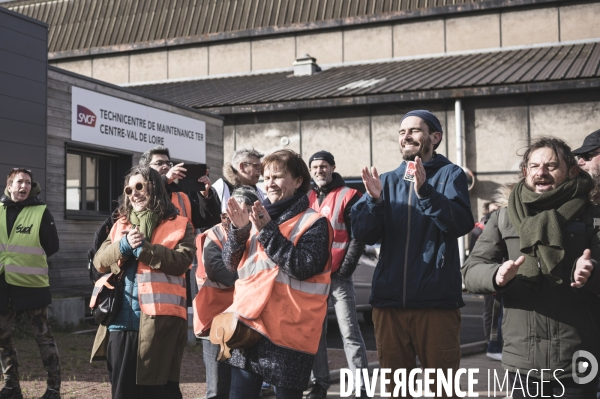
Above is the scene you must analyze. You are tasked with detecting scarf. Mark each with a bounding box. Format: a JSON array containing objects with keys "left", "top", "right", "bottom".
[
  {"left": 129, "top": 210, "right": 160, "bottom": 242},
  {"left": 508, "top": 174, "right": 593, "bottom": 285},
  {"left": 262, "top": 191, "right": 305, "bottom": 221}
]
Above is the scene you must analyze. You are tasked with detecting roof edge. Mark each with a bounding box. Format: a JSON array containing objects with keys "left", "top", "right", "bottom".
[
  {"left": 123, "top": 38, "right": 600, "bottom": 88},
  {"left": 198, "top": 79, "right": 600, "bottom": 115},
  {"left": 46, "top": 0, "right": 571, "bottom": 61},
  {"left": 47, "top": 66, "right": 224, "bottom": 121},
  {"left": 0, "top": 2, "right": 48, "bottom": 27}
]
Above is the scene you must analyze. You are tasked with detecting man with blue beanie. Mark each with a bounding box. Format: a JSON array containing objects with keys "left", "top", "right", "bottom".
[{"left": 352, "top": 110, "right": 474, "bottom": 397}]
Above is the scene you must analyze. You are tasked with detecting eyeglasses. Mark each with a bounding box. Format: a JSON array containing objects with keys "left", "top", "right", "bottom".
[
  {"left": 149, "top": 160, "right": 173, "bottom": 168},
  {"left": 243, "top": 162, "right": 261, "bottom": 170},
  {"left": 124, "top": 182, "right": 149, "bottom": 196},
  {"left": 577, "top": 152, "right": 600, "bottom": 162}
]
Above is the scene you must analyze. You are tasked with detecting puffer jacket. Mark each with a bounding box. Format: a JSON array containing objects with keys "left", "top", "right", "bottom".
[
  {"left": 462, "top": 205, "right": 600, "bottom": 380},
  {"left": 352, "top": 154, "right": 474, "bottom": 309}
]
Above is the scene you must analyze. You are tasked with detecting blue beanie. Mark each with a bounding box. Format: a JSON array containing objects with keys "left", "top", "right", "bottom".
[{"left": 401, "top": 110, "right": 443, "bottom": 150}]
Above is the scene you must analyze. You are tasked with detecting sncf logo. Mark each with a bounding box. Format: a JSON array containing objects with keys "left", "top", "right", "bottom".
[{"left": 77, "top": 105, "right": 96, "bottom": 127}]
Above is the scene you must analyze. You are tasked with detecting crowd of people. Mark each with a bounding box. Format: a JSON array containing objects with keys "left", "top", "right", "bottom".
[{"left": 0, "top": 110, "right": 599, "bottom": 399}]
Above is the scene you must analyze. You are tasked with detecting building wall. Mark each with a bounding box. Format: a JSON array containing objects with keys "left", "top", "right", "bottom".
[
  {"left": 224, "top": 92, "right": 600, "bottom": 222},
  {"left": 0, "top": 8, "right": 47, "bottom": 199},
  {"left": 50, "top": 2, "right": 600, "bottom": 85},
  {"left": 46, "top": 69, "right": 224, "bottom": 296}
]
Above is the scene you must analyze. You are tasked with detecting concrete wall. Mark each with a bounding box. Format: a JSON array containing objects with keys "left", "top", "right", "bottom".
[
  {"left": 46, "top": 68, "right": 224, "bottom": 296},
  {"left": 223, "top": 93, "right": 600, "bottom": 222},
  {"left": 51, "top": 2, "right": 600, "bottom": 84}
]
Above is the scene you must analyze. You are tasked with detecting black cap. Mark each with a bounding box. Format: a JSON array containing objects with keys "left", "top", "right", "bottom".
[
  {"left": 309, "top": 150, "right": 335, "bottom": 167},
  {"left": 573, "top": 129, "right": 600, "bottom": 155}
]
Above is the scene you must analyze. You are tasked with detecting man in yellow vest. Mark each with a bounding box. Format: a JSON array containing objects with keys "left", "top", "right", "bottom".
[
  {"left": 0, "top": 168, "right": 60, "bottom": 399},
  {"left": 306, "top": 151, "right": 368, "bottom": 399}
]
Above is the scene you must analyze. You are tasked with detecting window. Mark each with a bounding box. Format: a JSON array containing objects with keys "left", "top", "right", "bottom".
[{"left": 66, "top": 147, "right": 130, "bottom": 219}]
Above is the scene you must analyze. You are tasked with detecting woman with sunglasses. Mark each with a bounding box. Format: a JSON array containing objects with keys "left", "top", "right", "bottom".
[
  {"left": 90, "top": 166, "right": 195, "bottom": 399},
  {"left": 221, "top": 150, "right": 333, "bottom": 399}
]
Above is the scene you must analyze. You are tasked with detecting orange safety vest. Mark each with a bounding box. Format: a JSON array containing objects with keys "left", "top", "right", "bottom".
[
  {"left": 192, "top": 224, "right": 234, "bottom": 336},
  {"left": 308, "top": 186, "right": 360, "bottom": 273},
  {"left": 225, "top": 208, "right": 332, "bottom": 354},
  {"left": 171, "top": 192, "right": 193, "bottom": 226},
  {"left": 90, "top": 215, "right": 190, "bottom": 320}
]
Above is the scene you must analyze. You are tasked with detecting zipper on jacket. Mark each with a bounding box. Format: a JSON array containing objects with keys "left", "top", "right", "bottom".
[{"left": 403, "top": 182, "right": 413, "bottom": 309}]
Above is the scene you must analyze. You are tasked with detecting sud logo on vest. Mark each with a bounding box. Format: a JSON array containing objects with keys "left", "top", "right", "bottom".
[
  {"left": 15, "top": 224, "right": 33, "bottom": 234},
  {"left": 77, "top": 105, "right": 97, "bottom": 127}
]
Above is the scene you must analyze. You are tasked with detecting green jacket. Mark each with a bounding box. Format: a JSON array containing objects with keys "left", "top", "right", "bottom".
[{"left": 462, "top": 205, "right": 600, "bottom": 380}]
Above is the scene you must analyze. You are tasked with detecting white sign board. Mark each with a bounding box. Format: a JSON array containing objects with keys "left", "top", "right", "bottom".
[{"left": 71, "top": 87, "right": 206, "bottom": 163}]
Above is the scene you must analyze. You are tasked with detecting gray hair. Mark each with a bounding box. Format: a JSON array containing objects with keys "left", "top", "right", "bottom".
[
  {"left": 139, "top": 146, "right": 170, "bottom": 166},
  {"left": 231, "top": 148, "right": 264, "bottom": 170},
  {"left": 231, "top": 186, "right": 260, "bottom": 205}
]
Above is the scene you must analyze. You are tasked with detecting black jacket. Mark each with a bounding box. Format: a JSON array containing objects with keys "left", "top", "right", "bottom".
[
  {"left": 0, "top": 183, "right": 59, "bottom": 311},
  {"left": 166, "top": 181, "right": 221, "bottom": 232},
  {"left": 311, "top": 173, "right": 365, "bottom": 278}
]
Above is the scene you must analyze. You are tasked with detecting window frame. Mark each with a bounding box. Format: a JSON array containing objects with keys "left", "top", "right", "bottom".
[{"left": 64, "top": 145, "right": 130, "bottom": 221}]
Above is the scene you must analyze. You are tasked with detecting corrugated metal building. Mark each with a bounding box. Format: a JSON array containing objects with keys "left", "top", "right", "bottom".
[{"left": 4, "top": 0, "right": 600, "bottom": 222}]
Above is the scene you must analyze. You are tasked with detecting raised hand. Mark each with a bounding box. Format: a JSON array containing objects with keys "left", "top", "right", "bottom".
[
  {"left": 199, "top": 175, "right": 211, "bottom": 198},
  {"left": 572, "top": 249, "right": 594, "bottom": 288},
  {"left": 414, "top": 156, "right": 427, "bottom": 195},
  {"left": 250, "top": 201, "right": 271, "bottom": 231},
  {"left": 225, "top": 197, "right": 250, "bottom": 228},
  {"left": 361, "top": 166, "right": 382, "bottom": 199},
  {"left": 166, "top": 163, "right": 187, "bottom": 184},
  {"left": 495, "top": 256, "right": 525, "bottom": 287}
]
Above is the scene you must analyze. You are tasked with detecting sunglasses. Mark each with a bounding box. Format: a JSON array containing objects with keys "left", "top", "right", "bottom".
[
  {"left": 124, "top": 182, "right": 149, "bottom": 196},
  {"left": 12, "top": 168, "right": 32, "bottom": 173},
  {"left": 578, "top": 152, "right": 600, "bottom": 162}
]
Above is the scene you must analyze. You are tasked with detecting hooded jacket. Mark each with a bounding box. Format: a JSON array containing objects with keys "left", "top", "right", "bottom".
[
  {"left": 462, "top": 184, "right": 600, "bottom": 380},
  {"left": 0, "top": 182, "right": 59, "bottom": 311},
  {"left": 352, "top": 154, "right": 474, "bottom": 309}
]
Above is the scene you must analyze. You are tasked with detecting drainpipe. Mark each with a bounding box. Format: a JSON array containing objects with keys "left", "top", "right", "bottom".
[{"left": 455, "top": 99, "right": 465, "bottom": 267}]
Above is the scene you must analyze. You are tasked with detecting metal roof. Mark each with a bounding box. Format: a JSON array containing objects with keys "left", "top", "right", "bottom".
[
  {"left": 132, "top": 43, "right": 600, "bottom": 113},
  {"left": 5, "top": 0, "right": 487, "bottom": 54}
]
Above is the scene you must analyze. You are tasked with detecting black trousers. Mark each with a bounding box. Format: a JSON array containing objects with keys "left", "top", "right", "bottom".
[{"left": 106, "top": 330, "right": 182, "bottom": 399}]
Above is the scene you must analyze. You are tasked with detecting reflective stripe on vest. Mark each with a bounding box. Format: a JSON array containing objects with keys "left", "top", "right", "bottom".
[
  {"left": 308, "top": 186, "right": 359, "bottom": 273},
  {"left": 192, "top": 224, "right": 235, "bottom": 336},
  {"left": 89, "top": 273, "right": 114, "bottom": 308},
  {"left": 0, "top": 205, "right": 49, "bottom": 287},
  {"left": 226, "top": 208, "right": 333, "bottom": 354},
  {"left": 110, "top": 215, "right": 189, "bottom": 319},
  {"left": 171, "top": 192, "right": 192, "bottom": 225}
]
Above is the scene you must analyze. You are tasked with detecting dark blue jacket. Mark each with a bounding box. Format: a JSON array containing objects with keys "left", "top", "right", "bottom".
[{"left": 351, "top": 154, "right": 474, "bottom": 309}]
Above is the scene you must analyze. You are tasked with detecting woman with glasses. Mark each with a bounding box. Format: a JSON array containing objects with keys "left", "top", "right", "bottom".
[{"left": 90, "top": 165, "right": 195, "bottom": 399}]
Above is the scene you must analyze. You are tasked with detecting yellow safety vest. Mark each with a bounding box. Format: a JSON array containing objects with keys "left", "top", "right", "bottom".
[{"left": 0, "top": 205, "right": 49, "bottom": 287}]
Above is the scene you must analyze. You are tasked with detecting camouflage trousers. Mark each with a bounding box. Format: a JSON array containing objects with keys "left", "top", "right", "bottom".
[{"left": 0, "top": 305, "right": 61, "bottom": 390}]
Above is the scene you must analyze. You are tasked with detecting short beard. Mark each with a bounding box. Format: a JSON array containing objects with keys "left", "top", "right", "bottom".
[
  {"left": 590, "top": 175, "right": 600, "bottom": 205},
  {"left": 402, "top": 135, "right": 432, "bottom": 161}
]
